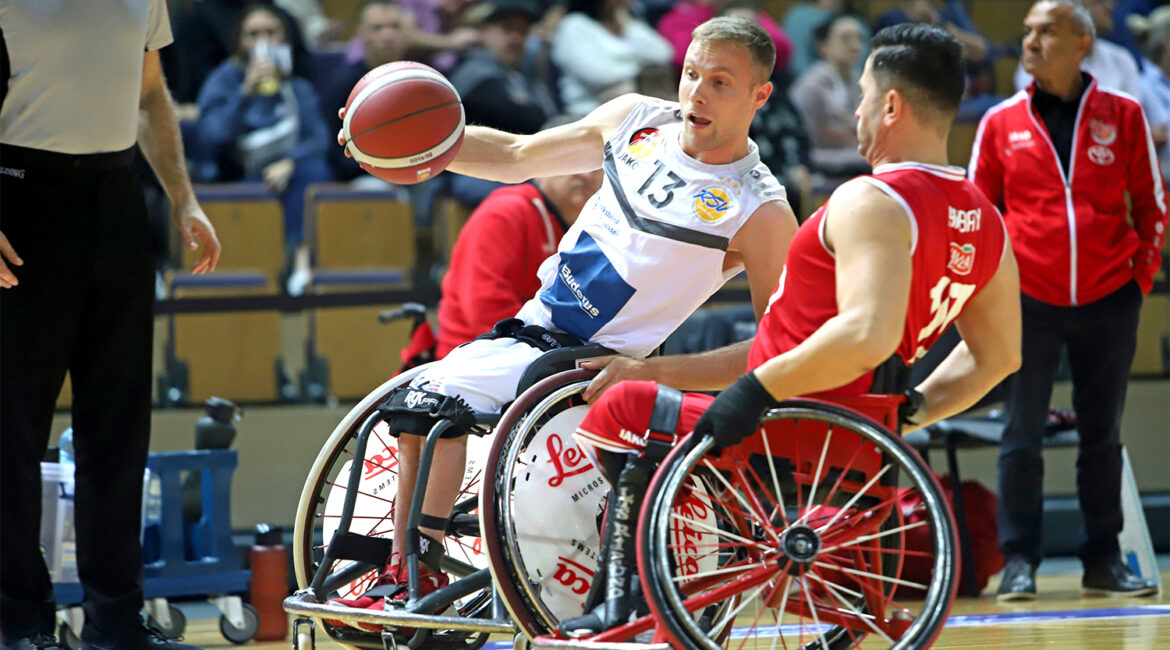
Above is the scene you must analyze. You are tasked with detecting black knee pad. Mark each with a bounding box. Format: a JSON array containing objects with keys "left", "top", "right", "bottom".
[{"left": 378, "top": 387, "right": 476, "bottom": 438}]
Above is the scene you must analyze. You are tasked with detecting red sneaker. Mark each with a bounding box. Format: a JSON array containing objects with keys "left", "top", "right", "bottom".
[{"left": 325, "top": 560, "right": 450, "bottom": 633}]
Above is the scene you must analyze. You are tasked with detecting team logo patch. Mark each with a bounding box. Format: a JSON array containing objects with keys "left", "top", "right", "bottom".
[
  {"left": 693, "top": 187, "right": 733, "bottom": 222},
  {"left": 628, "top": 128, "right": 661, "bottom": 158},
  {"left": 948, "top": 243, "right": 976, "bottom": 276},
  {"left": 1090, "top": 119, "right": 1117, "bottom": 145},
  {"left": 1088, "top": 144, "right": 1115, "bottom": 166}
]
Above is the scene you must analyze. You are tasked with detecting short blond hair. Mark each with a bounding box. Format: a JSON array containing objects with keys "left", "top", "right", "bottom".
[{"left": 691, "top": 16, "right": 775, "bottom": 83}]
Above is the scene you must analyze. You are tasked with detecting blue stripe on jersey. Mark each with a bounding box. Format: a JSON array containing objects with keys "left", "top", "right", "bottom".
[{"left": 540, "top": 231, "right": 635, "bottom": 340}]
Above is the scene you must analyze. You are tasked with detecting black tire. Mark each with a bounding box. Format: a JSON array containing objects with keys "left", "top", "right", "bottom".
[
  {"left": 639, "top": 401, "right": 958, "bottom": 650},
  {"left": 219, "top": 603, "right": 260, "bottom": 644},
  {"left": 148, "top": 604, "right": 186, "bottom": 639}
]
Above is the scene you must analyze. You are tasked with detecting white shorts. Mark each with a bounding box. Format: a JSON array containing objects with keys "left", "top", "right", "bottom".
[{"left": 408, "top": 337, "right": 546, "bottom": 414}]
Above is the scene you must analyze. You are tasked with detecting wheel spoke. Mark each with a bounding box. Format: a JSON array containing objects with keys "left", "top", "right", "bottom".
[
  {"left": 814, "top": 463, "right": 892, "bottom": 535},
  {"left": 759, "top": 433, "right": 791, "bottom": 528},
  {"left": 669, "top": 513, "right": 775, "bottom": 552},
  {"left": 813, "top": 560, "right": 929, "bottom": 592},
  {"left": 820, "top": 520, "right": 927, "bottom": 554},
  {"left": 701, "top": 459, "right": 784, "bottom": 546},
  {"left": 795, "top": 427, "right": 832, "bottom": 527}
]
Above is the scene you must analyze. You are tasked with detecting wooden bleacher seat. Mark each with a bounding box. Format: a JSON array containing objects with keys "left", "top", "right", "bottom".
[
  {"left": 307, "top": 184, "right": 415, "bottom": 273},
  {"left": 167, "top": 272, "right": 282, "bottom": 404},
  {"left": 309, "top": 270, "right": 415, "bottom": 400},
  {"left": 433, "top": 197, "right": 473, "bottom": 265},
  {"left": 971, "top": 0, "right": 1031, "bottom": 47},
  {"left": 187, "top": 184, "right": 285, "bottom": 280},
  {"left": 1133, "top": 293, "right": 1168, "bottom": 376},
  {"left": 995, "top": 55, "right": 1021, "bottom": 98},
  {"left": 948, "top": 119, "right": 979, "bottom": 171}
]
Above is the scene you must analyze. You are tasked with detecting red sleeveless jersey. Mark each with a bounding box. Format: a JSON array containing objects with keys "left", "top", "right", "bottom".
[{"left": 747, "top": 162, "right": 1008, "bottom": 395}]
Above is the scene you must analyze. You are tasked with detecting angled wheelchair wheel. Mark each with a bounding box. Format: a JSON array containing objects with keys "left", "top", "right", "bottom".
[
  {"left": 639, "top": 400, "right": 958, "bottom": 650},
  {"left": 480, "top": 369, "right": 602, "bottom": 639},
  {"left": 292, "top": 365, "right": 492, "bottom": 618}
]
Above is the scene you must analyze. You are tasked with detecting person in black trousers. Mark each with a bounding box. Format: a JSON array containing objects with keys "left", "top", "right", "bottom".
[{"left": 0, "top": 1, "right": 221, "bottom": 647}]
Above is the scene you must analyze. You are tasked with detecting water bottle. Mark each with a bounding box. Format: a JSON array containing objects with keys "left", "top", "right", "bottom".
[
  {"left": 250, "top": 524, "right": 289, "bottom": 640},
  {"left": 184, "top": 398, "right": 240, "bottom": 523}
]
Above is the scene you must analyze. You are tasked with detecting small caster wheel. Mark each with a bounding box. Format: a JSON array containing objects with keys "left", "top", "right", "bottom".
[
  {"left": 219, "top": 602, "right": 260, "bottom": 644},
  {"left": 513, "top": 633, "right": 531, "bottom": 650},
  {"left": 292, "top": 618, "right": 315, "bottom": 650},
  {"left": 149, "top": 604, "right": 186, "bottom": 639}
]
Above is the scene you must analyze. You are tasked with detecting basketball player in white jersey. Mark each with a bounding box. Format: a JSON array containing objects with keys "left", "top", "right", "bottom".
[{"left": 328, "top": 16, "right": 799, "bottom": 626}]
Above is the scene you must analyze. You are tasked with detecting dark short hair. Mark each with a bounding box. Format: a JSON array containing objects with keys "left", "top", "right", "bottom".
[
  {"left": 869, "top": 23, "right": 964, "bottom": 118},
  {"left": 691, "top": 16, "right": 776, "bottom": 82},
  {"left": 813, "top": 13, "right": 846, "bottom": 46}
]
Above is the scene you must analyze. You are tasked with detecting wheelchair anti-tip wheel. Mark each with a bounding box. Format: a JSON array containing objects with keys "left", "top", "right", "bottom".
[
  {"left": 639, "top": 400, "right": 958, "bottom": 650},
  {"left": 480, "top": 369, "right": 603, "bottom": 639},
  {"left": 292, "top": 364, "right": 494, "bottom": 644}
]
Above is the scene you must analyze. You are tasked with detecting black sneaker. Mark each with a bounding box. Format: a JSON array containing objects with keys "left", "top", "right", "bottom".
[
  {"left": 996, "top": 557, "right": 1037, "bottom": 602},
  {"left": 0, "top": 633, "right": 64, "bottom": 650},
  {"left": 80, "top": 620, "right": 200, "bottom": 650},
  {"left": 1082, "top": 556, "right": 1158, "bottom": 598}
]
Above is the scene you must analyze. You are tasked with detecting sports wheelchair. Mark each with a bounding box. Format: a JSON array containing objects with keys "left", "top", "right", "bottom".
[
  {"left": 531, "top": 393, "right": 960, "bottom": 650},
  {"left": 286, "top": 338, "right": 960, "bottom": 649},
  {"left": 284, "top": 342, "right": 620, "bottom": 649}
]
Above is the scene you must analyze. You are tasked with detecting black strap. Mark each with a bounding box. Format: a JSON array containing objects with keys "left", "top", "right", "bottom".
[
  {"left": 602, "top": 143, "right": 730, "bottom": 251},
  {"left": 475, "top": 318, "right": 585, "bottom": 352},
  {"left": 377, "top": 388, "right": 476, "bottom": 434},
  {"left": 326, "top": 531, "right": 393, "bottom": 566},
  {"left": 419, "top": 514, "right": 448, "bottom": 532},
  {"left": 648, "top": 385, "right": 683, "bottom": 435}
]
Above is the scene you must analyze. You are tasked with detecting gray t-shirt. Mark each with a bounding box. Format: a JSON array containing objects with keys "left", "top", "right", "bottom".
[{"left": 0, "top": 0, "right": 173, "bottom": 154}]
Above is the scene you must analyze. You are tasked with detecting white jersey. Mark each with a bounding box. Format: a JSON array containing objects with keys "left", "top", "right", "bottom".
[{"left": 516, "top": 98, "right": 787, "bottom": 358}]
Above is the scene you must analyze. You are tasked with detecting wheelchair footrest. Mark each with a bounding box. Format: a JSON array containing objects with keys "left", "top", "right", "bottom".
[
  {"left": 531, "top": 636, "right": 670, "bottom": 650},
  {"left": 282, "top": 592, "right": 514, "bottom": 634}
]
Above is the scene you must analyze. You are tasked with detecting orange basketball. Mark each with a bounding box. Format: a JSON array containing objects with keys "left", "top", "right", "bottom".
[{"left": 343, "top": 61, "right": 465, "bottom": 185}]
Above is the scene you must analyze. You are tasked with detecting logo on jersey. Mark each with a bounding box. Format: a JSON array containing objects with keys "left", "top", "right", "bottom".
[
  {"left": 693, "top": 187, "right": 733, "bottom": 222},
  {"left": 628, "top": 128, "right": 661, "bottom": 159},
  {"left": 1088, "top": 144, "right": 1115, "bottom": 166},
  {"left": 948, "top": 243, "right": 976, "bottom": 276},
  {"left": 542, "top": 232, "right": 636, "bottom": 340},
  {"left": 948, "top": 207, "right": 982, "bottom": 233},
  {"left": 1090, "top": 119, "right": 1117, "bottom": 145},
  {"left": 1007, "top": 130, "right": 1034, "bottom": 151}
]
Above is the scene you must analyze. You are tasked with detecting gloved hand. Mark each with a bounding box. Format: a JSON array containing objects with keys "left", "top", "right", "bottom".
[{"left": 694, "top": 372, "right": 778, "bottom": 450}]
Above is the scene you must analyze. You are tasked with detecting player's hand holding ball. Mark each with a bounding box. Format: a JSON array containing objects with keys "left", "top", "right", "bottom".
[{"left": 338, "top": 61, "right": 464, "bottom": 184}]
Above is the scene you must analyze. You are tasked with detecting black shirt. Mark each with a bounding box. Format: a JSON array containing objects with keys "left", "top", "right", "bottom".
[{"left": 1032, "top": 72, "right": 1089, "bottom": 177}]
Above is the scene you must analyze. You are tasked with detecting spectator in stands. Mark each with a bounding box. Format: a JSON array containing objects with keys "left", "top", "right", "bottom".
[
  {"left": 166, "top": 0, "right": 314, "bottom": 104},
  {"left": 873, "top": 0, "right": 989, "bottom": 64},
  {"left": 1130, "top": 6, "right": 1170, "bottom": 179},
  {"left": 789, "top": 13, "right": 869, "bottom": 177},
  {"left": 1014, "top": 0, "right": 1142, "bottom": 100},
  {"left": 658, "top": 0, "right": 793, "bottom": 73},
  {"left": 784, "top": 0, "right": 868, "bottom": 76},
  {"left": 969, "top": 0, "right": 1166, "bottom": 602},
  {"left": 197, "top": 5, "right": 333, "bottom": 293},
  {"left": 320, "top": 0, "right": 415, "bottom": 182},
  {"left": 448, "top": 0, "right": 554, "bottom": 206},
  {"left": 437, "top": 165, "right": 603, "bottom": 356},
  {"left": 275, "top": 0, "right": 339, "bottom": 46},
  {"left": 551, "top": 0, "right": 673, "bottom": 117},
  {"left": 1101, "top": 0, "right": 1160, "bottom": 64},
  {"left": 396, "top": 0, "right": 481, "bottom": 72}
]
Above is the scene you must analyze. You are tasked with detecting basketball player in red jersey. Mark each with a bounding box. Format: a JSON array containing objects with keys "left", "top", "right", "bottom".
[{"left": 571, "top": 22, "right": 1023, "bottom": 606}]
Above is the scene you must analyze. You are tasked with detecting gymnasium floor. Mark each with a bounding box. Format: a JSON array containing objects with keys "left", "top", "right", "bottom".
[{"left": 178, "top": 558, "right": 1170, "bottom": 649}]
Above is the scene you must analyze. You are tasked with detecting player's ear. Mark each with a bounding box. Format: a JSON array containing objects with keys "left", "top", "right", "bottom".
[
  {"left": 753, "top": 79, "right": 773, "bottom": 110},
  {"left": 882, "top": 87, "right": 901, "bottom": 127}
]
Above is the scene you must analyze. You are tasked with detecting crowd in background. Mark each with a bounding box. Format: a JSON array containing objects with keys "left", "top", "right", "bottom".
[{"left": 153, "top": 0, "right": 1170, "bottom": 292}]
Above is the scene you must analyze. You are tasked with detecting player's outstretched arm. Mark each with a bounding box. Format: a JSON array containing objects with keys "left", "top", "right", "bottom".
[
  {"left": 445, "top": 94, "right": 646, "bottom": 183},
  {"left": 751, "top": 180, "right": 913, "bottom": 402},
  {"left": 909, "top": 242, "right": 1022, "bottom": 430}
]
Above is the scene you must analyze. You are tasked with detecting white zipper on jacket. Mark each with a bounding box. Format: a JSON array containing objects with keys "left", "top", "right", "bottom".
[{"left": 1023, "top": 80, "right": 1094, "bottom": 306}]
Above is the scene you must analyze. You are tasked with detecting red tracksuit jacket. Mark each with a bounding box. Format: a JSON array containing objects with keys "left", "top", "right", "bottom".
[{"left": 968, "top": 76, "right": 1167, "bottom": 306}]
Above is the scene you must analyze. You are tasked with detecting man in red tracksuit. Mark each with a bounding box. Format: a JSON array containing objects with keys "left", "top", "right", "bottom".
[
  {"left": 968, "top": 0, "right": 1167, "bottom": 602},
  {"left": 436, "top": 169, "right": 602, "bottom": 357}
]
